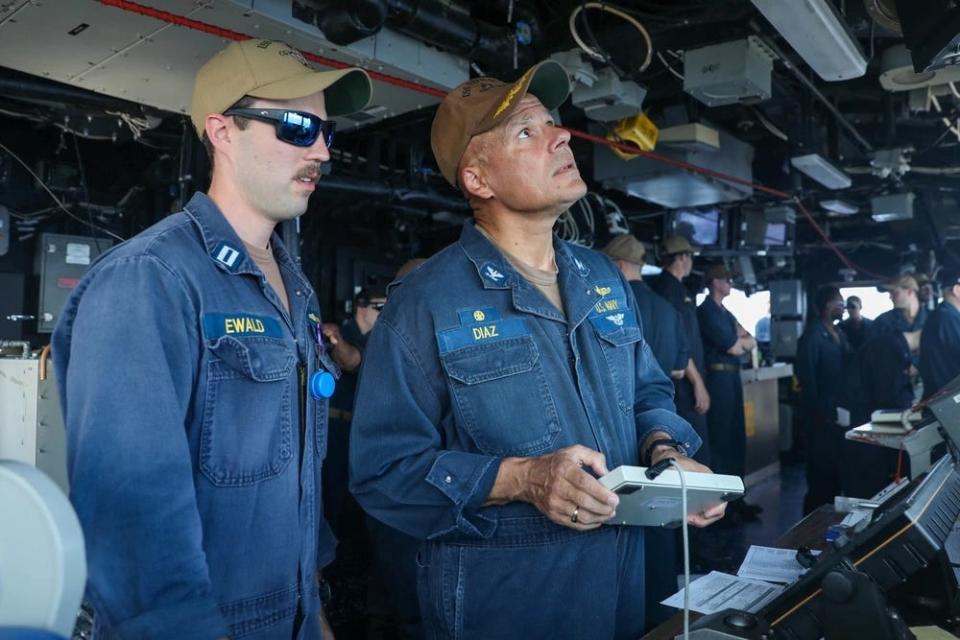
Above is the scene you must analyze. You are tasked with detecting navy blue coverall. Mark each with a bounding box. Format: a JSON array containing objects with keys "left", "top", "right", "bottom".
[
  {"left": 795, "top": 321, "right": 850, "bottom": 513},
  {"left": 698, "top": 296, "right": 746, "bottom": 478},
  {"left": 919, "top": 302, "right": 960, "bottom": 399},
  {"left": 651, "top": 271, "right": 711, "bottom": 466},
  {"left": 349, "top": 221, "right": 700, "bottom": 639},
  {"left": 53, "top": 193, "right": 337, "bottom": 640}
]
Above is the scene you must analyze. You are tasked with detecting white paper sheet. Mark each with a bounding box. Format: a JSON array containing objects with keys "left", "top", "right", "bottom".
[
  {"left": 736, "top": 546, "right": 820, "bottom": 584},
  {"left": 660, "top": 571, "right": 784, "bottom": 614}
]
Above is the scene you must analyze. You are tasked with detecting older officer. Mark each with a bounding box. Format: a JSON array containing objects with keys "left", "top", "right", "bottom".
[
  {"left": 650, "top": 235, "right": 712, "bottom": 466},
  {"left": 350, "top": 62, "right": 723, "bottom": 639},
  {"left": 698, "top": 263, "right": 760, "bottom": 519},
  {"left": 53, "top": 40, "right": 371, "bottom": 639},
  {"left": 920, "top": 266, "right": 960, "bottom": 398}
]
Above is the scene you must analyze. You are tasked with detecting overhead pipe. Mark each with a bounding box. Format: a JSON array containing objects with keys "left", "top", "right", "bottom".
[
  {"left": 310, "top": 0, "right": 536, "bottom": 72},
  {"left": 315, "top": 174, "right": 470, "bottom": 211}
]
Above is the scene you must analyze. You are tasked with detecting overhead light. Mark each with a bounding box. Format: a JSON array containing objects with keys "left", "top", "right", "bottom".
[
  {"left": 871, "top": 192, "right": 915, "bottom": 222},
  {"left": 878, "top": 44, "right": 960, "bottom": 91},
  {"left": 790, "top": 153, "right": 853, "bottom": 189},
  {"left": 820, "top": 199, "right": 859, "bottom": 215},
  {"left": 750, "top": 0, "right": 868, "bottom": 81}
]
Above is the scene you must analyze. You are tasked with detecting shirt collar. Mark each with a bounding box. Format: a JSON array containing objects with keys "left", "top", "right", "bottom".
[{"left": 183, "top": 192, "right": 300, "bottom": 281}]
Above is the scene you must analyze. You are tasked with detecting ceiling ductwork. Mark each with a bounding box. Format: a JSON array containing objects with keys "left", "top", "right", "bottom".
[{"left": 305, "top": 0, "right": 538, "bottom": 72}]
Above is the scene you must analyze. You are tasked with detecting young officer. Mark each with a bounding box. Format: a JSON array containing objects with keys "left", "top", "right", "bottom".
[{"left": 53, "top": 39, "right": 371, "bottom": 639}]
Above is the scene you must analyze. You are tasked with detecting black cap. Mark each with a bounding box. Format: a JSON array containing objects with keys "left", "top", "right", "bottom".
[
  {"left": 356, "top": 284, "right": 388, "bottom": 305},
  {"left": 938, "top": 266, "right": 960, "bottom": 289}
]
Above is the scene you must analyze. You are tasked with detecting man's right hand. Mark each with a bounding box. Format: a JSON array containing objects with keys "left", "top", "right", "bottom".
[
  {"left": 486, "top": 445, "right": 619, "bottom": 531},
  {"left": 693, "top": 381, "right": 711, "bottom": 414}
]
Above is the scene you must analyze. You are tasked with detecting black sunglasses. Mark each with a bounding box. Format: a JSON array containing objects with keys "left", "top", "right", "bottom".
[{"left": 223, "top": 108, "right": 336, "bottom": 149}]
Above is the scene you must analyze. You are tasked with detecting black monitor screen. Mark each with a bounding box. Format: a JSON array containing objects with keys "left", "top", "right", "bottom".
[
  {"left": 764, "top": 222, "right": 788, "bottom": 246},
  {"left": 675, "top": 209, "right": 720, "bottom": 246}
]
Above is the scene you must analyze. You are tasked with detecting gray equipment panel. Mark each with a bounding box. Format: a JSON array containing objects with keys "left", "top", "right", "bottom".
[{"left": 36, "top": 233, "right": 112, "bottom": 333}]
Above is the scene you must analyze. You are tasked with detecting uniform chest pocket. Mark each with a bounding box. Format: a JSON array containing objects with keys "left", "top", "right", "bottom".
[
  {"left": 201, "top": 336, "right": 296, "bottom": 486},
  {"left": 590, "top": 314, "right": 642, "bottom": 415},
  {"left": 439, "top": 335, "right": 561, "bottom": 456}
]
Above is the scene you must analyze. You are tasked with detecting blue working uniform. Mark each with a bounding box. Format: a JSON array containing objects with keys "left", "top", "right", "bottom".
[
  {"left": 627, "top": 278, "right": 689, "bottom": 628},
  {"left": 697, "top": 296, "right": 745, "bottom": 478},
  {"left": 920, "top": 302, "right": 960, "bottom": 399},
  {"left": 870, "top": 306, "right": 927, "bottom": 338},
  {"left": 795, "top": 321, "right": 850, "bottom": 513},
  {"left": 650, "top": 271, "right": 711, "bottom": 466},
  {"left": 349, "top": 221, "right": 700, "bottom": 639},
  {"left": 840, "top": 333, "right": 913, "bottom": 497},
  {"left": 839, "top": 316, "right": 873, "bottom": 351},
  {"left": 629, "top": 280, "right": 689, "bottom": 377},
  {"left": 52, "top": 193, "right": 337, "bottom": 640}
]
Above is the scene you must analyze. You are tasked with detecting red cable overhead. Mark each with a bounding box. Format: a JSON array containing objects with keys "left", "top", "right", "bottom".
[
  {"left": 565, "top": 129, "right": 887, "bottom": 279},
  {"left": 98, "top": 0, "right": 884, "bottom": 278}
]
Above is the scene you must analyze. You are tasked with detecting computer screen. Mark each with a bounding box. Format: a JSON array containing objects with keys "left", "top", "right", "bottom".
[
  {"left": 764, "top": 222, "right": 788, "bottom": 246},
  {"left": 673, "top": 208, "right": 723, "bottom": 247}
]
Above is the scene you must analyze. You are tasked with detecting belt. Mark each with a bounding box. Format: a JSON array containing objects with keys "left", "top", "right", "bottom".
[
  {"left": 708, "top": 363, "right": 740, "bottom": 372},
  {"left": 328, "top": 408, "right": 353, "bottom": 421}
]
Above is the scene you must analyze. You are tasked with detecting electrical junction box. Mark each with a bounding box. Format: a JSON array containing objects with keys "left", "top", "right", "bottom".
[
  {"left": 770, "top": 279, "right": 805, "bottom": 318},
  {"left": 571, "top": 66, "right": 647, "bottom": 122},
  {"left": 35, "top": 233, "right": 113, "bottom": 333},
  {"left": 684, "top": 36, "right": 776, "bottom": 107},
  {"left": 772, "top": 318, "right": 804, "bottom": 358}
]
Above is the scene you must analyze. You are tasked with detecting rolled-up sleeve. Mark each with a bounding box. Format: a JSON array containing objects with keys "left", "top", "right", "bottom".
[
  {"left": 349, "top": 318, "right": 500, "bottom": 541},
  {"left": 52, "top": 256, "right": 228, "bottom": 640}
]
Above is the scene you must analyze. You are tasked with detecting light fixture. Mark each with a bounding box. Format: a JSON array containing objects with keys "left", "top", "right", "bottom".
[
  {"left": 790, "top": 153, "right": 853, "bottom": 189},
  {"left": 820, "top": 199, "right": 859, "bottom": 215},
  {"left": 750, "top": 0, "right": 868, "bottom": 81},
  {"left": 871, "top": 192, "right": 915, "bottom": 222}
]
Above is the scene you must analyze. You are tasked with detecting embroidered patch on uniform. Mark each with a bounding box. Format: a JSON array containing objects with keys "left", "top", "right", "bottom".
[
  {"left": 605, "top": 313, "right": 625, "bottom": 327},
  {"left": 211, "top": 241, "right": 243, "bottom": 271},
  {"left": 573, "top": 257, "right": 588, "bottom": 275},
  {"left": 595, "top": 285, "right": 612, "bottom": 296},
  {"left": 480, "top": 263, "right": 506, "bottom": 283},
  {"left": 436, "top": 317, "right": 529, "bottom": 353},
  {"left": 590, "top": 311, "right": 640, "bottom": 336},
  {"left": 202, "top": 313, "right": 283, "bottom": 339},
  {"left": 457, "top": 307, "right": 502, "bottom": 326}
]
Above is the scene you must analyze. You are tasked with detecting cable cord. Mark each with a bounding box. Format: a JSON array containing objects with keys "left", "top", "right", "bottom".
[
  {"left": 668, "top": 457, "right": 691, "bottom": 640},
  {"left": 569, "top": 2, "right": 654, "bottom": 74},
  {"left": 0, "top": 140, "right": 125, "bottom": 242}
]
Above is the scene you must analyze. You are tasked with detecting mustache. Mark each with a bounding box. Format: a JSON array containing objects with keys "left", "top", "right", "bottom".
[{"left": 294, "top": 163, "right": 324, "bottom": 180}]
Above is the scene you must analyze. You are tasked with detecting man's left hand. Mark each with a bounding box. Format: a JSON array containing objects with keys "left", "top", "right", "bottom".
[{"left": 649, "top": 449, "right": 727, "bottom": 528}]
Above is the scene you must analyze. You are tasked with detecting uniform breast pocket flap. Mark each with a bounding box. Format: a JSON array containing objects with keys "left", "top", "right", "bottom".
[{"left": 201, "top": 336, "right": 296, "bottom": 486}]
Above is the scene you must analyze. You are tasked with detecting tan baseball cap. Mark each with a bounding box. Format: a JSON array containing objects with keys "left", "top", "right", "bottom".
[
  {"left": 190, "top": 39, "right": 372, "bottom": 137},
  {"left": 660, "top": 235, "right": 696, "bottom": 256},
  {"left": 601, "top": 234, "right": 646, "bottom": 265},
  {"left": 430, "top": 60, "right": 571, "bottom": 187}
]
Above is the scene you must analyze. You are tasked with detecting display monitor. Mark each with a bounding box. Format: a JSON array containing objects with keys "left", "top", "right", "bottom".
[
  {"left": 737, "top": 211, "right": 794, "bottom": 254},
  {"left": 668, "top": 207, "right": 726, "bottom": 249}
]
